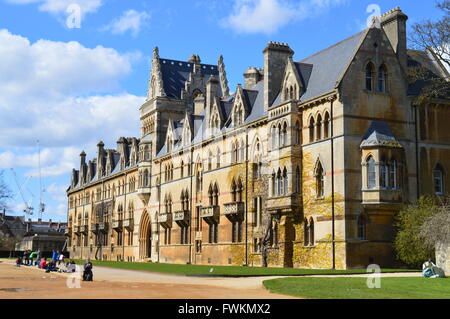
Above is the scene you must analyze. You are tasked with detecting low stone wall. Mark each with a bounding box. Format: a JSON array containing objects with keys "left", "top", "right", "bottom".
[{"left": 436, "top": 241, "right": 450, "bottom": 276}]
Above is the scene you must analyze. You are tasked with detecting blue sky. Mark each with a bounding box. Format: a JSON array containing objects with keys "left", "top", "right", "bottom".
[{"left": 0, "top": 0, "right": 444, "bottom": 222}]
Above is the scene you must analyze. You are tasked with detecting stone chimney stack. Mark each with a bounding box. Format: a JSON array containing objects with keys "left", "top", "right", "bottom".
[
  {"left": 189, "top": 54, "right": 202, "bottom": 74},
  {"left": 381, "top": 7, "right": 408, "bottom": 72},
  {"left": 243, "top": 67, "right": 260, "bottom": 89},
  {"left": 97, "top": 141, "right": 105, "bottom": 177},
  {"left": 206, "top": 75, "right": 219, "bottom": 111},
  {"left": 263, "top": 42, "right": 294, "bottom": 110}
]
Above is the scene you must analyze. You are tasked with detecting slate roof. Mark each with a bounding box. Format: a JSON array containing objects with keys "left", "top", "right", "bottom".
[
  {"left": 299, "top": 30, "right": 367, "bottom": 101},
  {"left": 159, "top": 59, "right": 220, "bottom": 98},
  {"left": 360, "top": 121, "right": 402, "bottom": 149}
]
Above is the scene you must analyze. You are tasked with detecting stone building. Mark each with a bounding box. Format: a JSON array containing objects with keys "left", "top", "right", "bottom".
[{"left": 67, "top": 7, "right": 450, "bottom": 269}]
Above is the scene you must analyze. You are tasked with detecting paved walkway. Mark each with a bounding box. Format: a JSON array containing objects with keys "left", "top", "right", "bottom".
[{"left": 0, "top": 259, "right": 422, "bottom": 299}]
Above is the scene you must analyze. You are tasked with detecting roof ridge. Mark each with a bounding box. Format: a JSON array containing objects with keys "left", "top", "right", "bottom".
[
  {"left": 159, "top": 57, "right": 218, "bottom": 67},
  {"left": 300, "top": 30, "right": 366, "bottom": 62}
]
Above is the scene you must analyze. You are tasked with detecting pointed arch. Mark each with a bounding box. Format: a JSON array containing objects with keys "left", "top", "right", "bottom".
[{"left": 138, "top": 210, "right": 152, "bottom": 260}]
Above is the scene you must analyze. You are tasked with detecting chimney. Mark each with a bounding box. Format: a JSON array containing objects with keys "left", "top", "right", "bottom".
[
  {"left": 243, "top": 67, "right": 260, "bottom": 89},
  {"left": 189, "top": 54, "right": 201, "bottom": 74},
  {"left": 263, "top": 42, "right": 294, "bottom": 110},
  {"left": 381, "top": 7, "right": 408, "bottom": 72},
  {"left": 80, "top": 150, "right": 86, "bottom": 168},
  {"left": 206, "top": 75, "right": 219, "bottom": 111},
  {"left": 97, "top": 141, "right": 105, "bottom": 177}
]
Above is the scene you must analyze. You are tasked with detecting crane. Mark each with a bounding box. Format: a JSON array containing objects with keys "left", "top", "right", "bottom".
[{"left": 10, "top": 168, "right": 33, "bottom": 216}]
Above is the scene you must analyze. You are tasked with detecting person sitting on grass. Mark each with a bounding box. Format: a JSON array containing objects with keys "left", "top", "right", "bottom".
[
  {"left": 46, "top": 260, "right": 58, "bottom": 272},
  {"left": 39, "top": 258, "right": 48, "bottom": 269},
  {"left": 82, "top": 258, "right": 93, "bottom": 281},
  {"left": 65, "top": 259, "right": 76, "bottom": 273},
  {"left": 15, "top": 256, "right": 22, "bottom": 267}
]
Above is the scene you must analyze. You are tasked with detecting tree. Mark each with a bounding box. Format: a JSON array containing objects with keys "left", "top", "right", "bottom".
[
  {"left": 419, "top": 197, "right": 450, "bottom": 250},
  {"left": 0, "top": 170, "right": 12, "bottom": 211},
  {"left": 394, "top": 196, "right": 440, "bottom": 268},
  {"left": 409, "top": 0, "right": 450, "bottom": 101}
]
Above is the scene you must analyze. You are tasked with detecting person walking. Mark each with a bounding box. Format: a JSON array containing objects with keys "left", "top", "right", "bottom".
[
  {"left": 29, "top": 251, "right": 37, "bottom": 266},
  {"left": 51, "top": 250, "right": 58, "bottom": 262},
  {"left": 23, "top": 250, "right": 29, "bottom": 266}
]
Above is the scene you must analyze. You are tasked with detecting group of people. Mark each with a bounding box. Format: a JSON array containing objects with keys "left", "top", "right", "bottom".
[{"left": 15, "top": 250, "right": 94, "bottom": 281}]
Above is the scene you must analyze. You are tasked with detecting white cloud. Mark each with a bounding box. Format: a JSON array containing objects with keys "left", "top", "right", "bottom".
[
  {"left": 221, "top": 0, "right": 347, "bottom": 34},
  {"left": 102, "top": 10, "right": 151, "bottom": 36},
  {"left": 0, "top": 29, "right": 145, "bottom": 179},
  {"left": 4, "top": 0, "right": 102, "bottom": 15}
]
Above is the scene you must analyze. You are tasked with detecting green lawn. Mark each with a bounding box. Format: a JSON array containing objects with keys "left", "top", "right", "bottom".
[
  {"left": 263, "top": 277, "right": 450, "bottom": 299},
  {"left": 72, "top": 259, "right": 417, "bottom": 277}
]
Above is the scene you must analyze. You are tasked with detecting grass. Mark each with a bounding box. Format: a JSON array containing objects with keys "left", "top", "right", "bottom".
[
  {"left": 72, "top": 259, "right": 418, "bottom": 277},
  {"left": 263, "top": 277, "right": 450, "bottom": 299}
]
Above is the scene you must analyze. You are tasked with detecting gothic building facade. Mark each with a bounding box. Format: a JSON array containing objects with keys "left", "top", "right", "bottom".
[{"left": 67, "top": 7, "right": 450, "bottom": 268}]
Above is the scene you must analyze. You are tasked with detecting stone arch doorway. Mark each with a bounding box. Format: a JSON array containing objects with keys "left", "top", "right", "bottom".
[{"left": 139, "top": 210, "right": 152, "bottom": 260}]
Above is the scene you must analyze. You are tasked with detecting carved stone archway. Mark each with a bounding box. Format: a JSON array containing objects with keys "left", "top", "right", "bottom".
[{"left": 139, "top": 210, "right": 152, "bottom": 260}]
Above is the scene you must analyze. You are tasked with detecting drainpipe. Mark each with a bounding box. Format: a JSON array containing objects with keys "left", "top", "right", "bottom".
[
  {"left": 158, "top": 160, "right": 162, "bottom": 262},
  {"left": 245, "top": 128, "right": 249, "bottom": 266},
  {"left": 123, "top": 172, "right": 127, "bottom": 261},
  {"left": 330, "top": 97, "right": 336, "bottom": 270},
  {"left": 189, "top": 147, "right": 193, "bottom": 264},
  {"left": 414, "top": 102, "right": 420, "bottom": 199}
]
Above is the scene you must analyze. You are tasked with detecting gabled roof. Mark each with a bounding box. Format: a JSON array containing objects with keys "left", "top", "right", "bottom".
[
  {"left": 159, "top": 59, "right": 219, "bottom": 98},
  {"left": 299, "top": 30, "right": 367, "bottom": 101},
  {"left": 360, "top": 121, "right": 402, "bottom": 149}
]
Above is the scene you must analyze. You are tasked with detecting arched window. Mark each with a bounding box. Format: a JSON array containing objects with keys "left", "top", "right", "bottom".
[
  {"left": 365, "top": 62, "right": 375, "bottom": 91},
  {"left": 213, "top": 183, "right": 219, "bottom": 206},
  {"left": 271, "top": 170, "right": 276, "bottom": 196},
  {"left": 231, "top": 179, "right": 237, "bottom": 202},
  {"left": 278, "top": 123, "right": 282, "bottom": 148},
  {"left": 315, "top": 161, "right": 324, "bottom": 198},
  {"left": 237, "top": 178, "right": 243, "bottom": 202},
  {"left": 316, "top": 114, "right": 322, "bottom": 141},
  {"left": 240, "top": 139, "right": 245, "bottom": 162},
  {"left": 294, "top": 121, "right": 301, "bottom": 145},
  {"left": 357, "top": 214, "right": 366, "bottom": 239},
  {"left": 283, "top": 167, "right": 288, "bottom": 195},
  {"left": 216, "top": 148, "right": 221, "bottom": 169},
  {"left": 378, "top": 65, "right": 387, "bottom": 92},
  {"left": 433, "top": 164, "right": 445, "bottom": 195},
  {"left": 380, "top": 157, "right": 388, "bottom": 189},
  {"left": 277, "top": 168, "right": 282, "bottom": 196},
  {"left": 180, "top": 161, "right": 184, "bottom": 178},
  {"left": 367, "top": 156, "right": 376, "bottom": 189},
  {"left": 323, "top": 112, "right": 330, "bottom": 139},
  {"left": 309, "top": 117, "right": 315, "bottom": 142},
  {"left": 272, "top": 125, "right": 277, "bottom": 149},
  {"left": 208, "top": 151, "right": 213, "bottom": 171},
  {"left": 389, "top": 160, "right": 397, "bottom": 189},
  {"left": 282, "top": 122, "right": 288, "bottom": 146}
]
